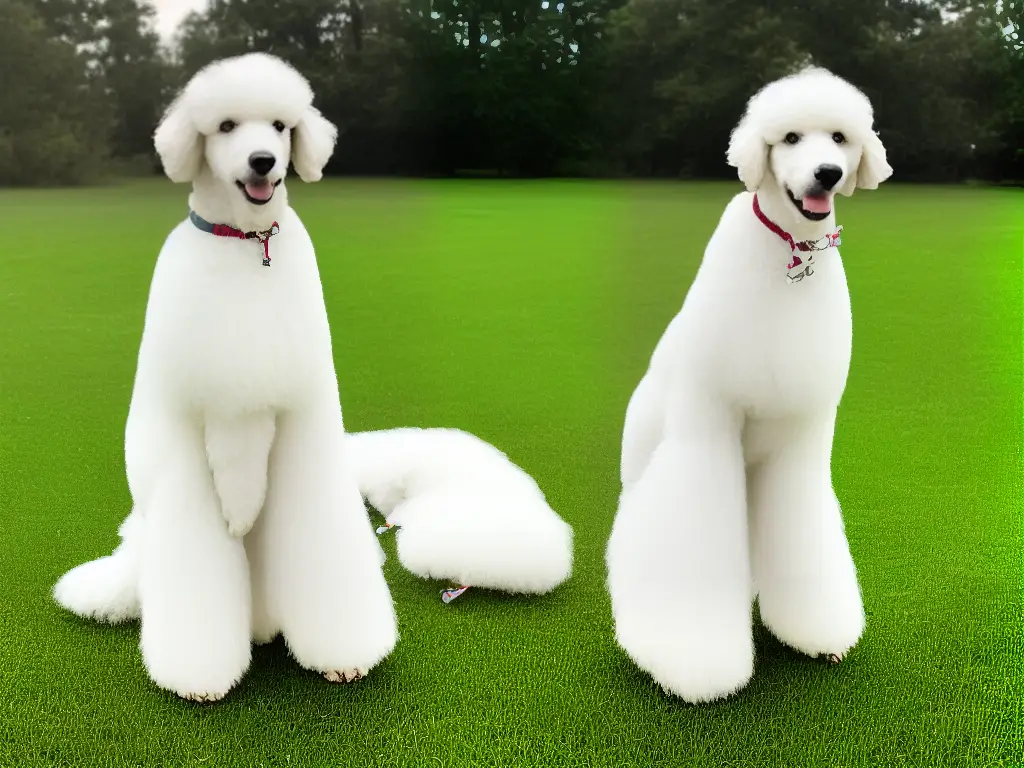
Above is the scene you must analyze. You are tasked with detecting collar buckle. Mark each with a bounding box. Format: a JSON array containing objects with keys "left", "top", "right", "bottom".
[{"left": 189, "top": 210, "right": 279, "bottom": 267}]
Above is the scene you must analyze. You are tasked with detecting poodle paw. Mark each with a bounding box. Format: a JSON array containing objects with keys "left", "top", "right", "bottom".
[
  {"left": 181, "top": 689, "right": 228, "bottom": 703},
  {"left": 323, "top": 667, "right": 367, "bottom": 684},
  {"left": 759, "top": 586, "right": 865, "bottom": 660},
  {"left": 206, "top": 412, "right": 275, "bottom": 538},
  {"left": 219, "top": 487, "right": 263, "bottom": 538},
  {"left": 225, "top": 510, "right": 259, "bottom": 538},
  {"left": 141, "top": 623, "right": 250, "bottom": 705},
  {"left": 614, "top": 613, "right": 754, "bottom": 704}
]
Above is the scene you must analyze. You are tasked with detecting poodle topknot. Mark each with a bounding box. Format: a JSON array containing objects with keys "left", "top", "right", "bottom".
[
  {"left": 154, "top": 53, "right": 337, "bottom": 185},
  {"left": 171, "top": 54, "right": 316, "bottom": 135}
]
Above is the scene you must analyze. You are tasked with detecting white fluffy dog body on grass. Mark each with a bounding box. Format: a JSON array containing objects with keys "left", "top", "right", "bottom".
[
  {"left": 53, "top": 53, "right": 572, "bottom": 702},
  {"left": 606, "top": 67, "right": 892, "bottom": 704}
]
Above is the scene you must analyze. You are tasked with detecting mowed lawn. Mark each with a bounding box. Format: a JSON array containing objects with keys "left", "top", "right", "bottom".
[{"left": 0, "top": 178, "right": 1020, "bottom": 768}]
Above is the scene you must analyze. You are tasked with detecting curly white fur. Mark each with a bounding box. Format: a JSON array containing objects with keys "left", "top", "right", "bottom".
[
  {"left": 606, "top": 67, "right": 892, "bottom": 704},
  {"left": 349, "top": 428, "right": 573, "bottom": 593},
  {"left": 53, "top": 53, "right": 573, "bottom": 702}
]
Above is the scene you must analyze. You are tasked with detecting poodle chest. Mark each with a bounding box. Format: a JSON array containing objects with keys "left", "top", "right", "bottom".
[
  {"left": 140, "top": 223, "right": 336, "bottom": 412},
  {"left": 680, "top": 249, "right": 854, "bottom": 416},
  {"left": 730, "top": 267, "right": 853, "bottom": 415}
]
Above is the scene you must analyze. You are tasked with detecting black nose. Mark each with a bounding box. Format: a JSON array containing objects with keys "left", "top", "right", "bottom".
[
  {"left": 248, "top": 152, "right": 276, "bottom": 176},
  {"left": 814, "top": 164, "right": 843, "bottom": 190}
]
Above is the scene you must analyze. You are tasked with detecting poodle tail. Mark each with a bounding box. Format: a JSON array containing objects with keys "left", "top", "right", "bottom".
[
  {"left": 53, "top": 512, "right": 141, "bottom": 623},
  {"left": 347, "top": 427, "right": 574, "bottom": 595}
]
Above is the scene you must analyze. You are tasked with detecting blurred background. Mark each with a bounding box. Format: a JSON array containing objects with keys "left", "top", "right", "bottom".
[{"left": 3, "top": 0, "right": 1021, "bottom": 186}]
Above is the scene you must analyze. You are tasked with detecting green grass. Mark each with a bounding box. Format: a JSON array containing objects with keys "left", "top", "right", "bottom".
[{"left": 0, "top": 179, "right": 1020, "bottom": 767}]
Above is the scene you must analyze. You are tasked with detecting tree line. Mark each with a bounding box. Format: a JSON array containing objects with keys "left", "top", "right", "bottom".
[{"left": 3, "top": 0, "right": 1021, "bottom": 185}]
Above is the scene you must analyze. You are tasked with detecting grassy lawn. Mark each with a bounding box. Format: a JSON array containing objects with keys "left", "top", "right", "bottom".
[{"left": 0, "top": 178, "right": 1020, "bottom": 767}]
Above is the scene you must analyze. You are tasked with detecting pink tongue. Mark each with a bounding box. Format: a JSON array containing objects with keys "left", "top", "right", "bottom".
[
  {"left": 245, "top": 181, "right": 274, "bottom": 201},
  {"left": 802, "top": 195, "right": 831, "bottom": 214}
]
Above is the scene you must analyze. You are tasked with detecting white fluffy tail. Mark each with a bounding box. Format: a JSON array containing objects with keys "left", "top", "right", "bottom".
[
  {"left": 53, "top": 513, "right": 141, "bottom": 623},
  {"left": 53, "top": 428, "right": 572, "bottom": 625},
  {"left": 347, "top": 428, "right": 574, "bottom": 595}
]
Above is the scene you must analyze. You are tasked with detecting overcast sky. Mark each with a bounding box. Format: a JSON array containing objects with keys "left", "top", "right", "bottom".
[{"left": 150, "top": 0, "right": 207, "bottom": 40}]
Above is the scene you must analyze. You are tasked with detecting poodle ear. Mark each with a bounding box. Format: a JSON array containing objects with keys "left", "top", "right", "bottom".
[
  {"left": 291, "top": 106, "right": 338, "bottom": 182},
  {"left": 726, "top": 115, "right": 768, "bottom": 192},
  {"left": 153, "top": 95, "right": 204, "bottom": 183},
  {"left": 853, "top": 130, "right": 893, "bottom": 192}
]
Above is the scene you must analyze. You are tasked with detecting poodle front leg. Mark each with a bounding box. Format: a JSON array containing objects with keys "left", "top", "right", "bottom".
[
  {"left": 257, "top": 411, "right": 398, "bottom": 681},
  {"left": 748, "top": 412, "right": 865, "bottom": 660},
  {"left": 139, "top": 435, "right": 252, "bottom": 702},
  {"left": 606, "top": 397, "right": 753, "bottom": 703},
  {"left": 205, "top": 410, "right": 276, "bottom": 538}
]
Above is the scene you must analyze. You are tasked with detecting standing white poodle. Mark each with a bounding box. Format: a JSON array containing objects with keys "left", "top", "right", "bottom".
[
  {"left": 53, "top": 53, "right": 572, "bottom": 702},
  {"left": 606, "top": 67, "right": 892, "bottom": 704}
]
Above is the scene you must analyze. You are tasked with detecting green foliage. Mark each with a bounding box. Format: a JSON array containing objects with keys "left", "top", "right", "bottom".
[
  {"left": 0, "top": 0, "right": 172, "bottom": 185},
  {"left": 996, "top": 0, "right": 1022, "bottom": 53},
  {"left": 1, "top": 0, "right": 1021, "bottom": 184},
  {"left": 96, "top": 0, "right": 172, "bottom": 159},
  {"left": 154, "top": 0, "right": 1024, "bottom": 182},
  {"left": 592, "top": 0, "right": 811, "bottom": 176},
  {"left": 0, "top": 0, "right": 110, "bottom": 185}
]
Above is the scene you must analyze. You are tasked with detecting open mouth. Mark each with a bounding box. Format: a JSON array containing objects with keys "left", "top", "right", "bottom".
[
  {"left": 236, "top": 179, "right": 282, "bottom": 206},
  {"left": 786, "top": 188, "right": 832, "bottom": 221}
]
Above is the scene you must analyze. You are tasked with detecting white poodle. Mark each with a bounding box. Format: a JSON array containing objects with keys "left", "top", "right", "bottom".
[
  {"left": 605, "top": 67, "right": 892, "bottom": 704},
  {"left": 52, "top": 53, "right": 572, "bottom": 702}
]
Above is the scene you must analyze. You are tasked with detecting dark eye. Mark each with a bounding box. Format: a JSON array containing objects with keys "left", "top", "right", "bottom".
[
  {"left": 784, "top": 132, "right": 801, "bottom": 145},
  {"left": 273, "top": 121, "right": 286, "bottom": 133},
  {"left": 218, "top": 120, "right": 236, "bottom": 133},
  {"left": 832, "top": 131, "right": 846, "bottom": 144}
]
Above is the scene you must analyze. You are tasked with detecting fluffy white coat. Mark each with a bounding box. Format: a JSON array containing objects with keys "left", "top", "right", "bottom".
[
  {"left": 52, "top": 53, "right": 573, "bottom": 702},
  {"left": 605, "top": 67, "right": 893, "bottom": 704},
  {"left": 350, "top": 428, "right": 573, "bottom": 593}
]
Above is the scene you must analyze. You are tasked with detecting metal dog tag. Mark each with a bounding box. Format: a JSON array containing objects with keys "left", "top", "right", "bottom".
[
  {"left": 786, "top": 252, "right": 815, "bottom": 284},
  {"left": 441, "top": 586, "right": 470, "bottom": 604}
]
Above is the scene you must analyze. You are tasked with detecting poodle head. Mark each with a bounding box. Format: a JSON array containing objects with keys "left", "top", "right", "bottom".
[
  {"left": 726, "top": 67, "right": 892, "bottom": 222},
  {"left": 153, "top": 53, "right": 338, "bottom": 223}
]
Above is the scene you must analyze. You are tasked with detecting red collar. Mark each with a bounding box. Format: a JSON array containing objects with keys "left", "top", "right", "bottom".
[
  {"left": 189, "top": 209, "right": 280, "bottom": 267},
  {"left": 752, "top": 194, "right": 842, "bottom": 253}
]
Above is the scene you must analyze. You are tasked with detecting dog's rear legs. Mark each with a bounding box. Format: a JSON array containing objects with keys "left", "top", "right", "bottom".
[{"left": 607, "top": 391, "right": 753, "bottom": 703}]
